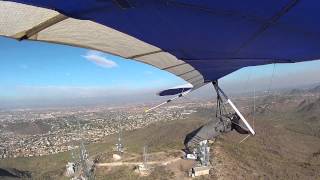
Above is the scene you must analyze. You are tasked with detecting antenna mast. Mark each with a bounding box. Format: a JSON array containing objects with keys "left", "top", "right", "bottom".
[
  {"left": 143, "top": 145, "right": 148, "bottom": 169},
  {"left": 116, "top": 127, "right": 124, "bottom": 154}
]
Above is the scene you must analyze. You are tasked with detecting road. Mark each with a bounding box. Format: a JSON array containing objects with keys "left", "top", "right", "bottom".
[{"left": 96, "top": 157, "right": 181, "bottom": 167}]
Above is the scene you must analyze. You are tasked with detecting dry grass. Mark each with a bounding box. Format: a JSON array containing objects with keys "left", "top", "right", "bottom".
[{"left": 1, "top": 94, "right": 320, "bottom": 179}]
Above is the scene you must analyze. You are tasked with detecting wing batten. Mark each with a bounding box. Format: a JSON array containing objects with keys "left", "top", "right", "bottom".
[
  {"left": 13, "top": 14, "right": 68, "bottom": 40},
  {"left": 126, "top": 50, "right": 163, "bottom": 59},
  {"left": 0, "top": 1, "right": 205, "bottom": 89}
]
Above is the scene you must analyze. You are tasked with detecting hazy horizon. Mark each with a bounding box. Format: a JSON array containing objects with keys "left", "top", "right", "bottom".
[{"left": 1, "top": 37, "right": 320, "bottom": 109}]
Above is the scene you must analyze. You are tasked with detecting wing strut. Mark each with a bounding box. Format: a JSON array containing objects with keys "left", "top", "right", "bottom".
[
  {"left": 145, "top": 90, "right": 191, "bottom": 112},
  {"left": 212, "top": 81, "right": 255, "bottom": 135}
]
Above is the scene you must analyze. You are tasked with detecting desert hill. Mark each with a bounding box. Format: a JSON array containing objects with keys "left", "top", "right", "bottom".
[{"left": 0, "top": 88, "right": 319, "bottom": 179}]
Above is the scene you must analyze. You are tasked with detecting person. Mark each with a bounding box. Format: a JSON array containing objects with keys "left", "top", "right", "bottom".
[{"left": 184, "top": 113, "right": 248, "bottom": 151}]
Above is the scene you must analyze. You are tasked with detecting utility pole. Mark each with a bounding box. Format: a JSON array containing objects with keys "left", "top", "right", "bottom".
[{"left": 143, "top": 145, "right": 148, "bottom": 169}]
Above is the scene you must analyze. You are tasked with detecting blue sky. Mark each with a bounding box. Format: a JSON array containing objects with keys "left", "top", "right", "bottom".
[
  {"left": 1, "top": 36, "right": 320, "bottom": 104},
  {"left": 0, "top": 37, "right": 185, "bottom": 99}
]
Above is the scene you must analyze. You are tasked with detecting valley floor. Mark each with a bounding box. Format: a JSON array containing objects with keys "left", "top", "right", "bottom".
[{"left": 1, "top": 94, "right": 320, "bottom": 179}]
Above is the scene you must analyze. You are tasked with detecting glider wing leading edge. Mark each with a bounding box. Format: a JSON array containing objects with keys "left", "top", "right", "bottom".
[{"left": 2, "top": 1, "right": 320, "bottom": 95}]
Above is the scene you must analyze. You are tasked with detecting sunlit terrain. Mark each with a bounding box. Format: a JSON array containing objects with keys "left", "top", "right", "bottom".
[{"left": 0, "top": 84, "right": 319, "bottom": 179}]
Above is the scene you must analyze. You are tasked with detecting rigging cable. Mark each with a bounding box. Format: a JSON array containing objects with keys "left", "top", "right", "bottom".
[
  {"left": 267, "top": 64, "right": 276, "bottom": 94},
  {"left": 240, "top": 87, "right": 257, "bottom": 144},
  {"left": 238, "top": 69, "right": 255, "bottom": 144},
  {"left": 259, "top": 64, "right": 277, "bottom": 146},
  {"left": 266, "top": 63, "right": 277, "bottom": 114}
]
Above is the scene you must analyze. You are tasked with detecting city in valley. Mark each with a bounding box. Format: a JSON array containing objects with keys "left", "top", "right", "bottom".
[{"left": 0, "top": 102, "right": 203, "bottom": 159}]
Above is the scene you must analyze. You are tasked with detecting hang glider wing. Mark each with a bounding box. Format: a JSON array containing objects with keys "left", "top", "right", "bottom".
[
  {"left": 158, "top": 83, "right": 193, "bottom": 96},
  {"left": 158, "top": 87, "right": 192, "bottom": 96},
  {"left": 1, "top": 1, "right": 320, "bottom": 93}
]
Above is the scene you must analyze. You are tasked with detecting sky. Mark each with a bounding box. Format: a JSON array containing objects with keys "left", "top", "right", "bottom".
[{"left": 1, "top": 37, "right": 320, "bottom": 108}]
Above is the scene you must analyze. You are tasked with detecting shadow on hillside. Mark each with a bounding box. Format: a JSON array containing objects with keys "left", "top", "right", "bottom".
[{"left": 0, "top": 168, "right": 31, "bottom": 179}]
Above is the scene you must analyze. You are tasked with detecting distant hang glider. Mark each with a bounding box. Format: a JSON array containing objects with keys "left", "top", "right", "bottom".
[
  {"left": 1, "top": 0, "right": 320, "bottom": 135},
  {"left": 145, "top": 83, "right": 192, "bottom": 112},
  {"left": 158, "top": 83, "right": 193, "bottom": 96}
]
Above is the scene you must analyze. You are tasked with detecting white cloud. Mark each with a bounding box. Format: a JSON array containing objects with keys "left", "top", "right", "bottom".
[{"left": 83, "top": 50, "right": 118, "bottom": 68}]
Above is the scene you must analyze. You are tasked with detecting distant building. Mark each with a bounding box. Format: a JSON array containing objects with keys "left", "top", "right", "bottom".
[
  {"left": 189, "top": 166, "right": 211, "bottom": 177},
  {"left": 65, "top": 162, "right": 75, "bottom": 177}
]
